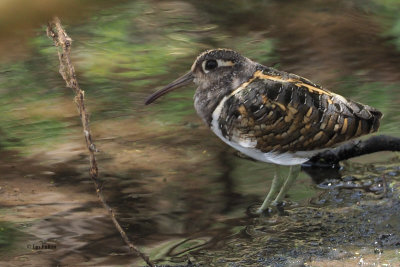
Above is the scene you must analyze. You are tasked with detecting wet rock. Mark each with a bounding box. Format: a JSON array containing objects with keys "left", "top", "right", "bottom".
[
  {"left": 342, "top": 175, "right": 356, "bottom": 182},
  {"left": 317, "top": 179, "right": 343, "bottom": 189}
]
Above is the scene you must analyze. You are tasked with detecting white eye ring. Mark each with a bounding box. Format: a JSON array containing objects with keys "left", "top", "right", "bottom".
[{"left": 202, "top": 59, "right": 235, "bottom": 73}]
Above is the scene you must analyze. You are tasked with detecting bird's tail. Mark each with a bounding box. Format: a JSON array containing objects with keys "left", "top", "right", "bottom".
[{"left": 344, "top": 98, "right": 383, "bottom": 135}]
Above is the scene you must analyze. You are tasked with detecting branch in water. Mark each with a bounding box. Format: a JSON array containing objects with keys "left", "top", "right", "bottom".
[
  {"left": 304, "top": 135, "right": 400, "bottom": 167},
  {"left": 46, "top": 17, "right": 154, "bottom": 267}
]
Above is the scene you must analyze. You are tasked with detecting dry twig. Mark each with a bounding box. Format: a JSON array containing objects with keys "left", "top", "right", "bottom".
[{"left": 46, "top": 17, "right": 154, "bottom": 267}]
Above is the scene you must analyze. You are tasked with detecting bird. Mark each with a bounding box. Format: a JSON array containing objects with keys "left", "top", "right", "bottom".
[{"left": 145, "top": 49, "right": 383, "bottom": 214}]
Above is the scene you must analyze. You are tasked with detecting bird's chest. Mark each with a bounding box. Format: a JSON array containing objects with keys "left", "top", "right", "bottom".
[
  {"left": 210, "top": 90, "right": 257, "bottom": 149},
  {"left": 194, "top": 85, "right": 255, "bottom": 150}
]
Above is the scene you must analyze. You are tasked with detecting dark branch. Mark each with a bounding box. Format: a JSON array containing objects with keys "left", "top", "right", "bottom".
[{"left": 304, "top": 135, "right": 400, "bottom": 167}]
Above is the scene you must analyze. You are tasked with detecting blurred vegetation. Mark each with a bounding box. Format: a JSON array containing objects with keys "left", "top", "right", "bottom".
[
  {"left": 0, "top": 222, "right": 17, "bottom": 252},
  {"left": 0, "top": 0, "right": 399, "bottom": 152},
  {"left": 372, "top": 0, "right": 400, "bottom": 51},
  {"left": 0, "top": 0, "right": 276, "bottom": 151},
  {"left": 0, "top": 59, "right": 70, "bottom": 150}
]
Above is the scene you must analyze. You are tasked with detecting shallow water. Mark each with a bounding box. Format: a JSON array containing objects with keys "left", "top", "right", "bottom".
[{"left": 0, "top": 0, "right": 400, "bottom": 266}]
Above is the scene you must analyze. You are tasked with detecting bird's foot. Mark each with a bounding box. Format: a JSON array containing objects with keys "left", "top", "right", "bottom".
[
  {"left": 247, "top": 201, "right": 289, "bottom": 217},
  {"left": 246, "top": 203, "right": 271, "bottom": 217}
]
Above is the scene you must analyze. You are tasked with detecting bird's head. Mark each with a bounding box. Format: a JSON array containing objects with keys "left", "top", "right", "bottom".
[{"left": 145, "top": 49, "right": 256, "bottom": 105}]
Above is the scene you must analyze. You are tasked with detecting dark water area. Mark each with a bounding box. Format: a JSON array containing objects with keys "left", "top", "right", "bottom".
[{"left": 1, "top": 0, "right": 400, "bottom": 266}]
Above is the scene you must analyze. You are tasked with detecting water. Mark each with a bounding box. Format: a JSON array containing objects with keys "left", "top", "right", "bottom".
[{"left": 0, "top": 0, "right": 400, "bottom": 266}]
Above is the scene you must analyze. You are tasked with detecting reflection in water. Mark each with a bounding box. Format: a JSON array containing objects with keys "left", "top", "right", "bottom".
[
  {"left": 302, "top": 165, "right": 342, "bottom": 184},
  {"left": 0, "top": 0, "right": 400, "bottom": 266}
]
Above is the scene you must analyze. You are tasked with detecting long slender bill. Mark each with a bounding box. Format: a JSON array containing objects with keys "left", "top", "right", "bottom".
[{"left": 145, "top": 71, "right": 194, "bottom": 105}]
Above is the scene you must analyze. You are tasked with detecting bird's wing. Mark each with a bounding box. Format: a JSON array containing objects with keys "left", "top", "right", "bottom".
[{"left": 217, "top": 68, "right": 382, "bottom": 153}]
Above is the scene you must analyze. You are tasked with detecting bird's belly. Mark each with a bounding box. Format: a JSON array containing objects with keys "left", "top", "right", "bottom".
[{"left": 211, "top": 125, "right": 311, "bottom": 165}]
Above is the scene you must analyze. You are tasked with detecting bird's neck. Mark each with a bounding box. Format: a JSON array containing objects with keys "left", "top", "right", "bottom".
[{"left": 194, "top": 83, "right": 231, "bottom": 127}]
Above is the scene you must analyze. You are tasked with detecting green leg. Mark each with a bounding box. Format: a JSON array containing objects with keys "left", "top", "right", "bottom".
[
  {"left": 273, "top": 165, "right": 301, "bottom": 204},
  {"left": 257, "top": 165, "right": 285, "bottom": 214}
]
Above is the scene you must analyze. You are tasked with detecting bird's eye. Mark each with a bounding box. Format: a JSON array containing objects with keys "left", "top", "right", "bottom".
[{"left": 205, "top": 59, "right": 218, "bottom": 71}]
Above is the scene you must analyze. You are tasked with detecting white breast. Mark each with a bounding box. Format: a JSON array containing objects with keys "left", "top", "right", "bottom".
[{"left": 210, "top": 94, "right": 314, "bottom": 166}]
